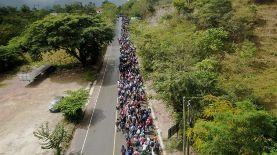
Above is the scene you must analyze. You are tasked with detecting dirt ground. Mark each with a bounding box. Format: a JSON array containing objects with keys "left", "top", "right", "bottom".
[{"left": 0, "top": 70, "right": 88, "bottom": 155}]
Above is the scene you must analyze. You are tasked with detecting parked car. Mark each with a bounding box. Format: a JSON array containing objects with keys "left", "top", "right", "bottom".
[{"left": 48, "top": 96, "right": 64, "bottom": 113}]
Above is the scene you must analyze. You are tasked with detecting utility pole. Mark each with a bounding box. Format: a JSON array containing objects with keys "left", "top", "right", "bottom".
[
  {"left": 186, "top": 100, "right": 191, "bottom": 155},
  {"left": 183, "top": 96, "right": 202, "bottom": 155},
  {"left": 182, "top": 97, "right": 186, "bottom": 155}
]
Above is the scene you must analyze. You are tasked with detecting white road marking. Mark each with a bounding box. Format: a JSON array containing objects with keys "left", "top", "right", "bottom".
[
  {"left": 80, "top": 54, "right": 110, "bottom": 154},
  {"left": 84, "top": 81, "right": 97, "bottom": 108},
  {"left": 112, "top": 108, "right": 118, "bottom": 155}
]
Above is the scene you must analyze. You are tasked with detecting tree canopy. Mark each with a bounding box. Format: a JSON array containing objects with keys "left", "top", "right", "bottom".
[
  {"left": 192, "top": 96, "right": 277, "bottom": 154},
  {"left": 102, "top": 1, "right": 118, "bottom": 24},
  {"left": 192, "top": 0, "right": 233, "bottom": 28},
  {"left": 130, "top": 1, "right": 277, "bottom": 152},
  {"left": 15, "top": 14, "right": 114, "bottom": 66}
]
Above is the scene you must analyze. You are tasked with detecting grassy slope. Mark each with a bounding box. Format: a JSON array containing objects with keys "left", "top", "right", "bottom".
[{"left": 221, "top": 0, "right": 277, "bottom": 115}]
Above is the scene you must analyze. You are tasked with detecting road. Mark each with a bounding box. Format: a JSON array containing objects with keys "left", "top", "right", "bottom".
[{"left": 67, "top": 18, "right": 125, "bottom": 155}]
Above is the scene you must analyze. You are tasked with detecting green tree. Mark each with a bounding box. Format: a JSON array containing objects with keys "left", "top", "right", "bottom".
[
  {"left": 57, "top": 89, "right": 89, "bottom": 122},
  {"left": 120, "top": 0, "right": 156, "bottom": 18},
  {"left": 192, "top": 98, "right": 277, "bottom": 155},
  {"left": 65, "top": 2, "right": 83, "bottom": 13},
  {"left": 33, "top": 122, "right": 68, "bottom": 155},
  {"left": 20, "top": 4, "right": 31, "bottom": 13},
  {"left": 173, "top": 0, "right": 192, "bottom": 14},
  {"left": 194, "top": 28, "right": 229, "bottom": 60},
  {"left": 192, "top": 0, "right": 232, "bottom": 28},
  {"left": 239, "top": 40, "right": 256, "bottom": 59},
  {"left": 173, "top": 0, "right": 186, "bottom": 13},
  {"left": 102, "top": 1, "right": 118, "bottom": 23},
  {"left": 17, "top": 14, "right": 113, "bottom": 66},
  {"left": 52, "top": 4, "right": 64, "bottom": 13}
]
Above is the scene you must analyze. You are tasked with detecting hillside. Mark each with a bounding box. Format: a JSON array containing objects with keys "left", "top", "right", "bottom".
[
  {"left": 121, "top": 0, "right": 277, "bottom": 154},
  {"left": 221, "top": 0, "right": 277, "bottom": 115}
]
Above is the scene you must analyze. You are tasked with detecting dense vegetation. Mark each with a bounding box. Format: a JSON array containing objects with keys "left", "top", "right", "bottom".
[
  {"left": 120, "top": 0, "right": 159, "bottom": 18},
  {"left": 0, "top": 5, "right": 50, "bottom": 71},
  {"left": 33, "top": 122, "right": 68, "bottom": 155},
  {"left": 13, "top": 14, "right": 113, "bottom": 66},
  {"left": 0, "top": 2, "right": 117, "bottom": 72},
  {"left": 126, "top": 0, "right": 277, "bottom": 154},
  {"left": 57, "top": 89, "right": 89, "bottom": 122}
]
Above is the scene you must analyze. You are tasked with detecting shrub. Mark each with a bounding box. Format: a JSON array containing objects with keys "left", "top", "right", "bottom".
[
  {"left": 222, "top": 5, "right": 257, "bottom": 41},
  {"left": 0, "top": 45, "right": 22, "bottom": 72},
  {"left": 193, "top": 28, "right": 229, "bottom": 60},
  {"left": 33, "top": 122, "right": 68, "bottom": 155},
  {"left": 57, "top": 89, "right": 89, "bottom": 122},
  {"left": 224, "top": 81, "right": 258, "bottom": 103},
  {"left": 194, "top": 58, "right": 220, "bottom": 72},
  {"left": 239, "top": 40, "right": 257, "bottom": 59},
  {"left": 192, "top": 99, "right": 277, "bottom": 155},
  {"left": 192, "top": 0, "right": 232, "bottom": 28}
]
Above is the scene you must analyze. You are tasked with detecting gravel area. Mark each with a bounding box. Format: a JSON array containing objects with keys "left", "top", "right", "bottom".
[{"left": 0, "top": 70, "right": 88, "bottom": 155}]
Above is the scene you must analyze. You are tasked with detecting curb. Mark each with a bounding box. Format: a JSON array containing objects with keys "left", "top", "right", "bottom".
[{"left": 82, "top": 80, "right": 97, "bottom": 112}]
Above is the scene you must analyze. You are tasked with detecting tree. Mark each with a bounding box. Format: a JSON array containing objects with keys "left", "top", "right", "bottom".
[
  {"left": 56, "top": 89, "right": 89, "bottom": 122},
  {"left": 17, "top": 14, "right": 113, "bottom": 66},
  {"left": 192, "top": 98, "right": 277, "bottom": 155},
  {"left": 65, "top": 2, "right": 83, "bottom": 13},
  {"left": 192, "top": 0, "right": 232, "bottom": 28},
  {"left": 0, "top": 44, "right": 21, "bottom": 71},
  {"left": 194, "top": 28, "right": 229, "bottom": 60},
  {"left": 52, "top": 4, "right": 64, "bottom": 13},
  {"left": 33, "top": 122, "right": 68, "bottom": 155},
  {"left": 173, "top": 0, "right": 186, "bottom": 13},
  {"left": 239, "top": 40, "right": 256, "bottom": 59},
  {"left": 173, "top": 0, "right": 192, "bottom": 14},
  {"left": 102, "top": 1, "right": 118, "bottom": 23},
  {"left": 120, "top": 0, "right": 156, "bottom": 18},
  {"left": 20, "top": 4, "right": 31, "bottom": 13}
]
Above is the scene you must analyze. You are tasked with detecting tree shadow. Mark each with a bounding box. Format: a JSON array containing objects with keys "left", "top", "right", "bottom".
[
  {"left": 78, "top": 108, "right": 106, "bottom": 129},
  {"left": 25, "top": 73, "right": 51, "bottom": 87},
  {"left": 258, "top": 93, "right": 277, "bottom": 114},
  {"left": 48, "top": 66, "right": 98, "bottom": 86},
  {"left": 90, "top": 108, "right": 106, "bottom": 126},
  {"left": 254, "top": 0, "right": 276, "bottom": 4},
  {"left": 0, "top": 68, "right": 20, "bottom": 85}
]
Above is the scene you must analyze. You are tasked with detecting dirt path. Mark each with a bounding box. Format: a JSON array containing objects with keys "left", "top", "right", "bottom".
[{"left": 0, "top": 70, "right": 88, "bottom": 155}]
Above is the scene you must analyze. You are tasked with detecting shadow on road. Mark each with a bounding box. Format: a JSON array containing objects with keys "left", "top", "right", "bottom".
[
  {"left": 90, "top": 108, "right": 106, "bottom": 126},
  {"left": 78, "top": 108, "right": 106, "bottom": 130}
]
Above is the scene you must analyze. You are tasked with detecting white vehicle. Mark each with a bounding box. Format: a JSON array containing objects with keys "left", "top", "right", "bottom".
[{"left": 48, "top": 96, "right": 64, "bottom": 113}]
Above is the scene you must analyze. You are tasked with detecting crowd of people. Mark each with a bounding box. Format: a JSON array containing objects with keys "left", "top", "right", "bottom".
[{"left": 116, "top": 16, "right": 161, "bottom": 155}]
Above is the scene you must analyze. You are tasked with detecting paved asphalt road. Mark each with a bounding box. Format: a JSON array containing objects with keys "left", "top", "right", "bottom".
[{"left": 67, "top": 18, "right": 125, "bottom": 155}]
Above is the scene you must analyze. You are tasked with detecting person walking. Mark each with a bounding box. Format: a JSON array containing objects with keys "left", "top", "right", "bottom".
[{"left": 121, "top": 145, "right": 126, "bottom": 155}]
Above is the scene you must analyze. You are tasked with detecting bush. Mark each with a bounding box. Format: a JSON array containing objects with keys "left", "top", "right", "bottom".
[
  {"left": 57, "top": 89, "right": 89, "bottom": 122},
  {"left": 120, "top": 0, "right": 157, "bottom": 18},
  {"left": 33, "top": 122, "right": 68, "bottom": 155},
  {"left": 192, "top": 0, "right": 232, "bottom": 28},
  {"left": 0, "top": 45, "right": 22, "bottom": 72},
  {"left": 223, "top": 5, "right": 257, "bottom": 41},
  {"left": 193, "top": 28, "right": 229, "bottom": 60},
  {"left": 239, "top": 40, "right": 257, "bottom": 59},
  {"left": 225, "top": 82, "right": 258, "bottom": 103},
  {"left": 192, "top": 99, "right": 277, "bottom": 155}
]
